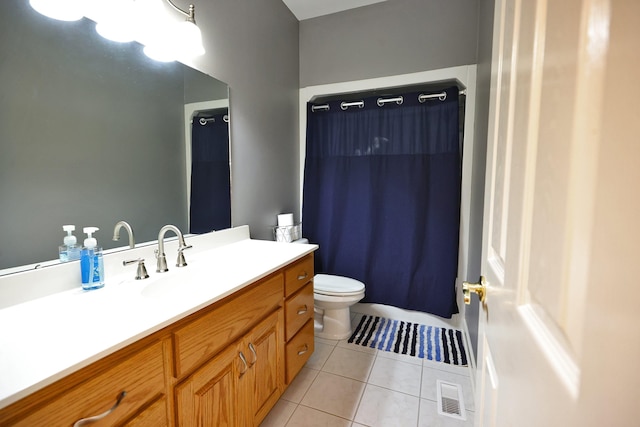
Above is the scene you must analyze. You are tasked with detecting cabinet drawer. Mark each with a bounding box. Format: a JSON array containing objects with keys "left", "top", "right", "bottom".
[
  {"left": 285, "top": 319, "right": 314, "bottom": 384},
  {"left": 124, "top": 396, "right": 167, "bottom": 426},
  {"left": 284, "top": 254, "right": 314, "bottom": 297},
  {"left": 174, "top": 273, "right": 284, "bottom": 377},
  {"left": 13, "top": 341, "right": 165, "bottom": 427},
  {"left": 285, "top": 282, "right": 314, "bottom": 341}
]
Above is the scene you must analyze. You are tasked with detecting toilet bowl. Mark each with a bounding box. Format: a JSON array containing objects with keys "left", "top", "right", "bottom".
[{"left": 313, "top": 274, "right": 365, "bottom": 340}]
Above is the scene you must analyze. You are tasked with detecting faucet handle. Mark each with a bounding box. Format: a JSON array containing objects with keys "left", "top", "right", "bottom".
[
  {"left": 123, "top": 258, "right": 149, "bottom": 280},
  {"left": 176, "top": 245, "right": 192, "bottom": 268}
]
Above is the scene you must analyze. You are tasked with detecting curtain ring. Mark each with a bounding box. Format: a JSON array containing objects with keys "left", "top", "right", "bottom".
[
  {"left": 377, "top": 96, "right": 404, "bottom": 107},
  {"left": 340, "top": 101, "right": 364, "bottom": 110}
]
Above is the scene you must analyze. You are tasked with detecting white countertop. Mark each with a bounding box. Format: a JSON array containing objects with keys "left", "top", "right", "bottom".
[{"left": 0, "top": 226, "right": 317, "bottom": 410}]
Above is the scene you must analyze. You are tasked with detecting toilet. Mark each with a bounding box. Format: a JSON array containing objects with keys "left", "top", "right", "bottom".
[
  {"left": 313, "top": 274, "right": 366, "bottom": 340},
  {"left": 292, "top": 238, "right": 366, "bottom": 340}
]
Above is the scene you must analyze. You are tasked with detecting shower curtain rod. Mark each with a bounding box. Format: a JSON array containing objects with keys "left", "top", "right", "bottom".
[
  {"left": 311, "top": 89, "right": 466, "bottom": 112},
  {"left": 196, "top": 114, "right": 230, "bottom": 125}
]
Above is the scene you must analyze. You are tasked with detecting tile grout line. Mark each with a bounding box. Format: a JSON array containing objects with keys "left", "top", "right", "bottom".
[{"left": 277, "top": 309, "right": 474, "bottom": 426}]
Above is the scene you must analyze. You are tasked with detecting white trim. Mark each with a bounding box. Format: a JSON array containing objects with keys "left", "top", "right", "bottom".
[
  {"left": 482, "top": 0, "right": 507, "bottom": 273},
  {"left": 298, "top": 66, "right": 478, "bottom": 326},
  {"left": 518, "top": 304, "right": 580, "bottom": 399},
  {"left": 461, "top": 316, "right": 478, "bottom": 394},
  {"left": 488, "top": 247, "right": 505, "bottom": 284}
]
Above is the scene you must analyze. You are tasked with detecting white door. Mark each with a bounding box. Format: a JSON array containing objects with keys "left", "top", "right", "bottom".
[{"left": 473, "top": 0, "right": 640, "bottom": 425}]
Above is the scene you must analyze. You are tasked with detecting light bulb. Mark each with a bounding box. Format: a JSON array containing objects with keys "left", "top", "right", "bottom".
[
  {"left": 93, "top": 0, "right": 137, "bottom": 43},
  {"left": 29, "top": 0, "right": 84, "bottom": 21},
  {"left": 175, "top": 21, "right": 205, "bottom": 58},
  {"left": 143, "top": 44, "right": 177, "bottom": 62}
]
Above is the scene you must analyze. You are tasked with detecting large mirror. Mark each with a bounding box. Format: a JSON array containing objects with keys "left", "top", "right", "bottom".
[{"left": 0, "top": 0, "right": 230, "bottom": 272}]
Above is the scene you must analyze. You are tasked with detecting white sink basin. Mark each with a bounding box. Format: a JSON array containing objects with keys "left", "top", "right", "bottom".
[{"left": 140, "top": 269, "right": 199, "bottom": 299}]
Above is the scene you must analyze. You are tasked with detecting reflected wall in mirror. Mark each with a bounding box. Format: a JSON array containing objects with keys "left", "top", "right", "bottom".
[{"left": 0, "top": 0, "right": 230, "bottom": 271}]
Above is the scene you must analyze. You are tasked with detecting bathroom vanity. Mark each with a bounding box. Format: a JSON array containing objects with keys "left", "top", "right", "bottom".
[{"left": 0, "top": 226, "right": 316, "bottom": 426}]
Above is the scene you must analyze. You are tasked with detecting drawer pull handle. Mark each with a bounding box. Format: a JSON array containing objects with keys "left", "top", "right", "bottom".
[
  {"left": 297, "top": 305, "right": 308, "bottom": 315},
  {"left": 297, "top": 272, "right": 308, "bottom": 281},
  {"left": 238, "top": 352, "right": 249, "bottom": 376},
  {"left": 297, "top": 344, "right": 309, "bottom": 356},
  {"left": 73, "top": 391, "right": 126, "bottom": 427},
  {"left": 248, "top": 342, "right": 258, "bottom": 366}
]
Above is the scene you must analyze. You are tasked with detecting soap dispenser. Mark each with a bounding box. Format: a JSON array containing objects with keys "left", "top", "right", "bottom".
[
  {"left": 59, "top": 225, "right": 81, "bottom": 262},
  {"left": 80, "top": 227, "right": 105, "bottom": 290}
]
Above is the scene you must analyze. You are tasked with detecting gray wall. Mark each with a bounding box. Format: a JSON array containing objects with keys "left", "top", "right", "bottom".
[
  {"left": 300, "top": 0, "right": 479, "bottom": 87},
  {"left": 190, "top": 0, "right": 300, "bottom": 240}
]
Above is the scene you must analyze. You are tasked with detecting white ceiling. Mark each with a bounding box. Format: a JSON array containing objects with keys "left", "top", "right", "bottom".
[{"left": 281, "top": 0, "right": 388, "bottom": 21}]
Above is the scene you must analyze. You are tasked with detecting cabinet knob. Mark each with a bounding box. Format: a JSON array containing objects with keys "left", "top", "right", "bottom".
[
  {"left": 73, "top": 391, "right": 126, "bottom": 427},
  {"left": 297, "top": 272, "right": 308, "bottom": 281},
  {"left": 297, "top": 305, "right": 308, "bottom": 315}
]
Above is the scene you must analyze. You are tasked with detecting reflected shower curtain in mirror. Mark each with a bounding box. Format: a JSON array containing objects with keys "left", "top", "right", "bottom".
[
  {"left": 302, "top": 87, "right": 461, "bottom": 318},
  {"left": 190, "top": 111, "right": 231, "bottom": 233}
]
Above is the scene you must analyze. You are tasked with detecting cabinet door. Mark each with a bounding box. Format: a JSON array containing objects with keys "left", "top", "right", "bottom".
[
  {"left": 245, "top": 309, "right": 284, "bottom": 426},
  {"left": 175, "top": 344, "right": 241, "bottom": 427}
]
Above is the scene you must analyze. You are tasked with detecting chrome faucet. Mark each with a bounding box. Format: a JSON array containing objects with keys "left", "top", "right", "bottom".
[
  {"left": 156, "top": 225, "right": 192, "bottom": 273},
  {"left": 112, "top": 221, "right": 135, "bottom": 249}
]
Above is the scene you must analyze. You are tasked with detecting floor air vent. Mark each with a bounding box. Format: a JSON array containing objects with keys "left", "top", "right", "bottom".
[{"left": 436, "top": 380, "right": 466, "bottom": 420}]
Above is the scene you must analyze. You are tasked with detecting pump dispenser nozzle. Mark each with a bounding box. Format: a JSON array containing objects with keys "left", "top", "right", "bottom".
[
  {"left": 83, "top": 227, "right": 99, "bottom": 249},
  {"left": 62, "top": 225, "right": 77, "bottom": 246},
  {"left": 59, "top": 225, "right": 81, "bottom": 262}
]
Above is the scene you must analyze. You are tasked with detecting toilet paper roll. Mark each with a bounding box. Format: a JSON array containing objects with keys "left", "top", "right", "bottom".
[{"left": 277, "top": 213, "right": 294, "bottom": 226}]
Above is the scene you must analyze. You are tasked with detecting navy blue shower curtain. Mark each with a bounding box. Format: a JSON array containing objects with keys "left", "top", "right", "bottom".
[
  {"left": 302, "top": 87, "right": 461, "bottom": 318},
  {"left": 190, "top": 111, "right": 231, "bottom": 233}
]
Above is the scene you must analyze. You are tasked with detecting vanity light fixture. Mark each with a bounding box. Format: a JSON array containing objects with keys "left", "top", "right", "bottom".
[
  {"left": 29, "top": 0, "right": 205, "bottom": 62},
  {"left": 93, "top": 0, "right": 138, "bottom": 43},
  {"left": 29, "top": 0, "right": 84, "bottom": 21},
  {"left": 143, "top": 1, "right": 205, "bottom": 62}
]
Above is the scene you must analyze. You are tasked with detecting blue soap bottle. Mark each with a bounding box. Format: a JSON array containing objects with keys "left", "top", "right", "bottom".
[{"left": 80, "top": 227, "right": 105, "bottom": 290}]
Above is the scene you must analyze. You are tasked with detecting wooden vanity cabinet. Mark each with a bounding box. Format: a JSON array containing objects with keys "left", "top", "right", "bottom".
[
  {"left": 173, "top": 272, "right": 285, "bottom": 427},
  {"left": 175, "top": 309, "right": 283, "bottom": 426},
  {"left": 283, "top": 254, "right": 315, "bottom": 384},
  {"left": 0, "top": 252, "right": 315, "bottom": 427},
  {"left": 0, "top": 337, "right": 170, "bottom": 427}
]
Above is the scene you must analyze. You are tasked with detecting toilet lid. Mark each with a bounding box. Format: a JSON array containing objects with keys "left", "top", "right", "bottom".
[{"left": 314, "top": 274, "right": 365, "bottom": 297}]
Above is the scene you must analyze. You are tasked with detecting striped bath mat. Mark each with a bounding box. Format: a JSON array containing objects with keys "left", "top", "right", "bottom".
[{"left": 347, "top": 314, "right": 468, "bottom": 366}]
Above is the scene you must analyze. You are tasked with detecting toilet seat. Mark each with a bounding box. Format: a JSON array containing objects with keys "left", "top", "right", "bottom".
[{"left": 314, "top": 274, "right": 365, "bottom": 297}]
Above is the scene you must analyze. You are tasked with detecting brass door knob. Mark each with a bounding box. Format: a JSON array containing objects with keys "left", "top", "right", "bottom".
[{"left": 463, "top": 276, "right": 487, "bottom": 305}]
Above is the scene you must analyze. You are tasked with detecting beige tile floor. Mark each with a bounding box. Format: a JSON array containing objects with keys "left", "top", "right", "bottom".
[{"left": 261, "top": 304, "right": 476, "bottom": 427}]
